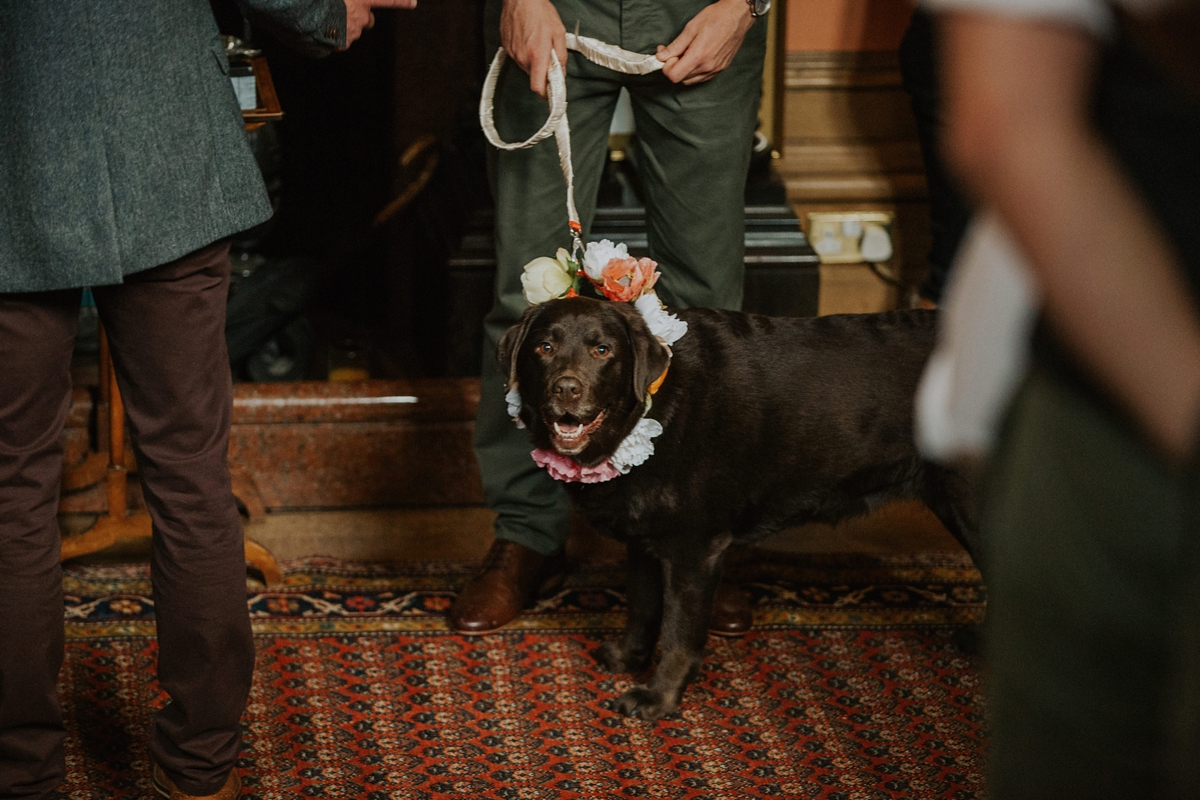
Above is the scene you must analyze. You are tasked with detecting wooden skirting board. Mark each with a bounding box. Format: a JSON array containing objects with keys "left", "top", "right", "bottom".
[{"left": 60, "top": 379, "right": 486, "bottom": 514}]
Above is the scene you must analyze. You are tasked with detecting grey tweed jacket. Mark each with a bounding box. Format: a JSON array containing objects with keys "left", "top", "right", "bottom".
[{"left": 0, "top": 0, "right": 346, "bottom": 293}]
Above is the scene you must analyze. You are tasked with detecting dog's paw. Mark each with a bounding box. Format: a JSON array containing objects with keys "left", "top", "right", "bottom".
[
  {"left": 614, "top": 685, "right": 678, "bottom": 721},
  {"left": 592, "top": 641, "right": 627, "bottom": 672},
  {"left": 592, "top": 640, "right": 651, "bottom": 674}
]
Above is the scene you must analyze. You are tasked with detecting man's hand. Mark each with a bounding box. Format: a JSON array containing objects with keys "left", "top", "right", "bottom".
[
  {"left": 343, "top": 0, "right": 418, "bottom": 48},
  {"left": 501, "top": 0, "right": 568, "bottom": 99},
  {"left": 657, "top": 0, "right": 754, "bottom": 85}
]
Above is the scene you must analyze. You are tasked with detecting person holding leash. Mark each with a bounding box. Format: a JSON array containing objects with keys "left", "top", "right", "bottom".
[{"left": 451, "top": 0, "right": 770, "bottom": 635}]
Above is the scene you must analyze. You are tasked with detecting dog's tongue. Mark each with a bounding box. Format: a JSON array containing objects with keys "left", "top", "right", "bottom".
[{"left": 552, "top": 411, "right": 605, "bottom": 442}]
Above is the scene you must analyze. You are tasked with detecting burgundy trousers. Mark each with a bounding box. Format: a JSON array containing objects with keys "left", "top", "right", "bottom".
[{"left": 0, "top": 241, "right": 255, "bottom": 799}]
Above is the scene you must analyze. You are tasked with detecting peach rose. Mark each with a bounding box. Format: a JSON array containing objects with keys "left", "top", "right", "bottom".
[{"left": 599, "top": 256, "right": 659, "bottom": 302}]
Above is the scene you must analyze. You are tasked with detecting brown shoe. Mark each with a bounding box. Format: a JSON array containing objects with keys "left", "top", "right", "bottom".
[
  {"left": 152, "top": 763, "right": 241, "bottom": 800},
  {"left": 709, "top": 581, "right": 753, "bottom": 637},
  {"left": 448, "top": 540, "right": 567, "bottom": 634}
]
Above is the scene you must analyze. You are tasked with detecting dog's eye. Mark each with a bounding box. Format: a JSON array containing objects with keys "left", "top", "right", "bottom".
[
  {"left": 594, "top": 345, "right": 611, "bottom": 357},
  {"left": 537, "top": 342, "right": 554, "bottom": 355}
]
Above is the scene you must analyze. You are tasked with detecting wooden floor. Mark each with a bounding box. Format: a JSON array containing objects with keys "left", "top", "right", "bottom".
[{"left": 61, "top": 498, "right": 965, "bottom": 566}]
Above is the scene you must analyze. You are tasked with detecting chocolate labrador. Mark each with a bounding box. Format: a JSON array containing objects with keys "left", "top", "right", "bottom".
[{"left": 500, "top": 296, "right": 978, "bottom": 721}]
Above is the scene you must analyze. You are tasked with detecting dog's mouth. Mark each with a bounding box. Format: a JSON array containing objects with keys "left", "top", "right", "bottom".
[{"left": 544, "top": 410, "right": 607, "bottom": 456}]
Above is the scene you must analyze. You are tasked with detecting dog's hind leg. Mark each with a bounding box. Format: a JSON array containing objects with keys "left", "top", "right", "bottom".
[
  {"left": 921, "top": 462, "right": 987, "bottom": 654},
  {"left": 614, "top": 536, "right": 727, "bottom": 722},
  {"left": 595, "top": 539, "right": 663, "bottom": 674},
  {"left": 921, "top": 460, "right": 985, "bottom": 568}
]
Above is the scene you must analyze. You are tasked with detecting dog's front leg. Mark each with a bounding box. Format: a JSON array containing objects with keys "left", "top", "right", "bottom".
[
  {"left": 614, "top": 539, "right": 726, "bottom": 721},
  {"left": 594, "top": 538, "right": 662, "bottom": 674}
]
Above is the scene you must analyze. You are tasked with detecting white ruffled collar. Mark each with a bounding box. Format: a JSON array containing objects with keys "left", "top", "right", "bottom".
[{"left": 511, "top": 391, "right": 664, "bottom": 483}]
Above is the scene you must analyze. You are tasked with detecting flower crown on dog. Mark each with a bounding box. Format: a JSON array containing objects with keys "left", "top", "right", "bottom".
[{"left": 507, "top": 240, "right": 687, "bottom": 483}]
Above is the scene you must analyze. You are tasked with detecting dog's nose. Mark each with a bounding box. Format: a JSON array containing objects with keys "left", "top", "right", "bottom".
[{"left": 552, "top": 376, "right": 582, "bottom": 399}]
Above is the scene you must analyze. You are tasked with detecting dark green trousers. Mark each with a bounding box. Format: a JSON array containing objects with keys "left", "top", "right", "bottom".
[
  {"left": 475, "top": 0, "right": 767, "bottom": 554},
  {"left": 983, "top": 364, "right": 1200, "bottom": 798}
]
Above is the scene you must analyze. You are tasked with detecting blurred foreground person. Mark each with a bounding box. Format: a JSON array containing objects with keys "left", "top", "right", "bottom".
[
  {"left": 926, "top": 0, "right": 1200, "bottom": 796},
  {"left": 0, "top": 1, "right": 413, "bottom": 797}
]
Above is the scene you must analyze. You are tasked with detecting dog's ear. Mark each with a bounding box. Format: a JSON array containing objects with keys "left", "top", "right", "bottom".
[
  {"left": 497, "top": 304, "right": 543, "bottom": 390},
  {"left": 616, "top": 302, "right": 671, "bottom": 404}
]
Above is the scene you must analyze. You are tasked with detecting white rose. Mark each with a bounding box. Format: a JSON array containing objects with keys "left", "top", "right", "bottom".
[
  {"left": 581, "top": 239, "right": 629, "bottom": 282},
  {"left": 555, "top": 247, "right": 575, "bottom": 273},
  {"left": 521, "top": 257, "right": 574, "bottom": 304},
  {"left": 634, "top": 291, "right": 688, "bottom": 346}
]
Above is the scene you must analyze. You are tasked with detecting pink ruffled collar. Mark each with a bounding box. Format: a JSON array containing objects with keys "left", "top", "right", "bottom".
[{"left": 531, "top": 449, "right": 622, "bottom": 483}]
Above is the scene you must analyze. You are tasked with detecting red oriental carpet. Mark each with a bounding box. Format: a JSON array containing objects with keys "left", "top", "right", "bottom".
[{"left": 60, "top": 553, "right": 986, "bottom": 799}]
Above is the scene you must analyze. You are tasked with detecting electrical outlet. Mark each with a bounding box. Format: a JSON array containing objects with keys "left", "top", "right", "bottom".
[{"left": 806, "top": 212, "right": 896, "bottom": 265}]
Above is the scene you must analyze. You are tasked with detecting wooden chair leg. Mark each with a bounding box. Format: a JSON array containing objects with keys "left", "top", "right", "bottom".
[
  {"left": 244, "top": 538, "right": 283, "bottom": 587},
  {"left": 61, "top": 451, "right": 110, "bottom": 493},
  {"left": 62, "top": 323, "right": 284, "bottom": 590},
  {"left": 231, "top": 468, "right": 267, "bottom": 520},
  {"left": 60, "top": 514, "right": 153, "bottom": 561},
  {"left": 61, "top": 326, "right": 118, "bottom": 491},
  {"left": 60, "top": 333, "right": 154, "bottom": 563}
]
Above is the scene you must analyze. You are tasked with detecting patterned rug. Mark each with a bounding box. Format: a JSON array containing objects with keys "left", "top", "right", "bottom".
[{"left": 60, "top": 552, "right": 987, "bottom": 799}]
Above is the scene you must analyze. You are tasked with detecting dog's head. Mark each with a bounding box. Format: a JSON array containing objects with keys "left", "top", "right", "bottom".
[{"left": 499, "top": 297, "right": 671, "bottom": 467}]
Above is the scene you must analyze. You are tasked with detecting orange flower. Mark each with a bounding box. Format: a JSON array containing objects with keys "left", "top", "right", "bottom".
[{"left": 600, "top": 257, "right": 659, "bottom": 302}]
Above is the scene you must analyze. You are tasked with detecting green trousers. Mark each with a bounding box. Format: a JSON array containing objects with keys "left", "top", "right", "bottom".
[
  {"left": 983, "top": 363, "right": 1200, "bottom": 798},
  {"left": 475, "top": 0, "right": 767, "bottom": 555}
]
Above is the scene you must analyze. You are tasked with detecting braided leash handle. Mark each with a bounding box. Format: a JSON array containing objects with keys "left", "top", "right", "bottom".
[{"left": 479, "top": 34, "right": 665, "bottom": 256}]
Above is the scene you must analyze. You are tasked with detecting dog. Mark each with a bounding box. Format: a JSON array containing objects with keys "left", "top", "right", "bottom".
[{"left": 500, "top": 296, "right": 979, "bottom": 721}]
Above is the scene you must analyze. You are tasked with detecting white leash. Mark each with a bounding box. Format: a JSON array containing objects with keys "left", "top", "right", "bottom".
[{"left": 479, "top": 34, "right": 664, "bottom": 256}]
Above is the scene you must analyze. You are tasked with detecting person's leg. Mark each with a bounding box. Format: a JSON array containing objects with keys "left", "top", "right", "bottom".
[
  {"left": 624, "top": 12, "right": 767, "bottom": 312},
  {"left": 475, "top": 0, "right": 624, "bottom": 557},
  {"left": 454, "top": 0, "right": 624, "bottom": 633},
  {"left": 984, "top": 365, "right": 1187, "bottom": 799},
  {"left": 0, "top": 289, "right": 80, "bottom": 800},
  {"left": 618, "top": 9, "right": 766, "bottom": 636},
  {"left": 91, "top": 241, "right": 253, "bottom": 797}
]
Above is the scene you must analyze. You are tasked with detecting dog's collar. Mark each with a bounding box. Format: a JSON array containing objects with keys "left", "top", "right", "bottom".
[
  {"left": 647, "top": 363, "right": 669, "bottom": 398},
  {"left": 530, "top": 411, "right": 664, "bottom": 483},
  {"left": 507, "top": 369, "right": 668, "bottom": 483}
]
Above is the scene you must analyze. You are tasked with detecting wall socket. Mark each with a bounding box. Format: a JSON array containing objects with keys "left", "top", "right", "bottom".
[{"left": 806, "top": 211, "right": 896, "bottom": 265}]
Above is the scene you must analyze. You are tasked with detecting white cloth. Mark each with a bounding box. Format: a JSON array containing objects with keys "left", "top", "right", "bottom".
[{"left": 915, "top": 213, "right": 1040, "bottom": 461}]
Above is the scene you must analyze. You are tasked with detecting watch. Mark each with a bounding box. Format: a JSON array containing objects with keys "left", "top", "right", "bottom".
[{"left": 747, "top": 0, "right": 770, "bottom": 17}]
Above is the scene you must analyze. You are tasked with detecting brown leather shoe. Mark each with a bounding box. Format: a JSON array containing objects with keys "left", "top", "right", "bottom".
[
  {"left": 709, "top": 581, "right": 753, "bottom": 637},
  {"left": 152, "top": 763, "right": 241, "bottom": 800},
  {"left": 448, "top": 540, "right": 567, "bottom": 634}
]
